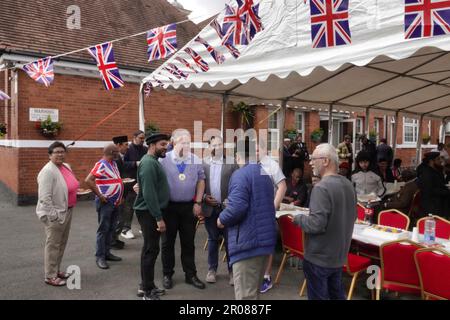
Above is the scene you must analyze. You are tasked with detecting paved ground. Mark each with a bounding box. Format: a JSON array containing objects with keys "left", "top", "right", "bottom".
[{"left": 0, "top": 198, "right": 416, "bottom": 300}]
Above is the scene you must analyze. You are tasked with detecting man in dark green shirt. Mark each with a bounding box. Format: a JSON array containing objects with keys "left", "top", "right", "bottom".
[{"left": 134, "top": 132, "right": 170, "bottom": 300}]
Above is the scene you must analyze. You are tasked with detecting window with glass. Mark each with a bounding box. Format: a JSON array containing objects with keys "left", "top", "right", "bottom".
[
  {"left": 295, "top": 112, "right": 304, "bottom": 134},
  {"left": 268, "top": 109, "right": 279, "bottom": 153},
  {"left": 403, "top": 117, "right": 418, "bottom": 144}
]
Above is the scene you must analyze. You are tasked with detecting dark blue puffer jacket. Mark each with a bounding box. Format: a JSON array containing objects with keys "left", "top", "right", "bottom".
[{"left": 219, "top": 164, "right": 277, "bottom": 265}]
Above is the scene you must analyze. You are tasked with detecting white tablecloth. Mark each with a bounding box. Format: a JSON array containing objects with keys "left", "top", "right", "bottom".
[{"left": 352, "top": 223, "right": 450, "bottom": 253}]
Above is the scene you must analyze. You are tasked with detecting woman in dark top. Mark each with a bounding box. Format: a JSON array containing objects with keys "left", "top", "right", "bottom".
[{"left": 283, "top": 168, "right": 308, "bottom": 207}]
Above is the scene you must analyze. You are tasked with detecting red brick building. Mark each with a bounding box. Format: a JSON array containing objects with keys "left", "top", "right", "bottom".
[{"left": 1, "top": 0, "right": 449, "bottom": 205}]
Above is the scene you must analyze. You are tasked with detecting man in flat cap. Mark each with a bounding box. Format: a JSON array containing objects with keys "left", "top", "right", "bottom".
[
  {"left": 112, "top": 136, "right": 137, "bottom": 249},
  {"left": 133, "top": 132, "right": 171, "bottom": 300},
  {"left": 417, "top": 151, "right": 450, "bottom": 217}
]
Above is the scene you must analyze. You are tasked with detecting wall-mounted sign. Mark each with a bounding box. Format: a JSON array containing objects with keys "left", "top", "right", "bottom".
[{"left": 29, "top": 108, "right": 59, "bottom": 122}]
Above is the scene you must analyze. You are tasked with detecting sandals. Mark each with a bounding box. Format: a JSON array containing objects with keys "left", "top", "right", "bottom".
[
  {"left": 57, "top": 271, "right": 72, "bottom": 279},
  {"left": 45, "top": 277, "right": 66, "bottom": 286}
]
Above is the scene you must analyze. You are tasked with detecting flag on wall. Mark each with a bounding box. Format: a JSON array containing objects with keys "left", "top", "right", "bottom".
[
  {"left": 87, "top": 42, "right": 124, "bottom": 90},
  {"left": 194, "top": 36, "right": 226, "bottom": 64},
  {"left": 405, "top": 0, "right": 450, "bottom": 39},
  {"left": 184, "top": 48, "right": 210, "bottom": 72},
  {"left": 22, "top": 57, "right": 54, "bottom": 87},
  {"left": 210, "top": 19, "right": 241, "bottom": 58},
  {"left": 146, "top": 23, "right": 177, "bottom": 61},
  {"left": 309, "top": 0, "right": 352, "bottom": 48}
]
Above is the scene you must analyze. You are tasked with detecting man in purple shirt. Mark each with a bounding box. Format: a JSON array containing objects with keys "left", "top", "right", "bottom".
[{"left": 159, "top": 129, "right": 206, "bottom": 290}]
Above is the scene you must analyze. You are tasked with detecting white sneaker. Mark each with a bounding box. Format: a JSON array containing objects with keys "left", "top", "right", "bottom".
[
  {"left": 206, "top": 270, "right": 216, "bottom": 283},
  {"left": 120, "top": 230, "right": 135, "bottom": 239}
]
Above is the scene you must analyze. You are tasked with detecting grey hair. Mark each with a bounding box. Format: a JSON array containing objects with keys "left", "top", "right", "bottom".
[
  {"left": 171, "top": 129, "right": 191, "bottom": 143},
  {"left": 315, "top": 143, "right": 339, "bottom": 167}
]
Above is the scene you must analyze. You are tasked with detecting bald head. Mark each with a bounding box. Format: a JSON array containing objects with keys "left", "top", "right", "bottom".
[{"left": 103, "top": 143, "right": 119, "bottom": 161}]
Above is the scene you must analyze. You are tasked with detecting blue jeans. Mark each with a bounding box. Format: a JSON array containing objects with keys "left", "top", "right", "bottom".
[
  {"left": 204, "top": 208, "right": 230, "bottom": 272},
  {"left": 95, "top": 201, "right": 119, "bottom": 259},
  {"left": 303, "top": 259, "right": 346, "bottom": 300}
]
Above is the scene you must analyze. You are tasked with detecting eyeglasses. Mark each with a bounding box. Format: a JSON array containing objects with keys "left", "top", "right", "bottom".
[{"left": 310, "top": 156, "right": 327, "bottom": 161}]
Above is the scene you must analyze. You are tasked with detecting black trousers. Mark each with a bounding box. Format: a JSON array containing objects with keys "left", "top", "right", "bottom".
[
  {"left": 136, "top": 210, "right": 160, "bottom": 292},
  {"left": 161, "top": 202, "right": 197, "bottom": 278}
]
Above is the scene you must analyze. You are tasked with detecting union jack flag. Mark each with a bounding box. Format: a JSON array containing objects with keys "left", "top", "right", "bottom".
[
  {"left": 146, "top": 23, "right": 177, "bottom": 61},
  {"left": 222, "top": 4, "right": 249, "bottom": 46},
  {"left": 167, "top": 63, "right": 188, "bottom": 79},
  {"left": 87, "top": 42, "right": 124, "bottom": 90},
  {"left": 195, "top": 36, "right": 226, "bottom": 64},
  {"left": 175, "top": 56, "right": 199, "bottom": 73},
  {"left": 210, "top": 19, "right": 241, "bottom": 59},
  {"left": 23, "top": 57, "right": 54, "bottom": 87},
  {"left": 0, "top": 89, "right": 10, "bottom": 101},
  {"left": 184, "top": 48, "right": 209, "bottom": 72},
  {"left": 238, "top": 0, "right": 263, "bottom": 41},
  {"left": 309, "top": 0, "right": 352, "bottom": 48},
  {"left": 405, "top": 0, "right": 450, "bottom": 39},
  {"left": 90, "top": 159, "right": 124, "bottom": 206},
  {"left": 143, "top": 82, "right": 153, "bottom": 97}
]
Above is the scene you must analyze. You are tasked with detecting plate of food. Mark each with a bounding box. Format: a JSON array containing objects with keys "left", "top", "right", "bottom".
[
  {"left": 122, "top": 178, "right": 136, "bottom": 184},
  {"left": 77, "top": 188, "right": 92, "bottom": 195}
]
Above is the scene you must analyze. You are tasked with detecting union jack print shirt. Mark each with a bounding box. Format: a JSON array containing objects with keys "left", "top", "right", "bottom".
[{"left": 90, "top": 159, "right": 124, "bottom": 206}]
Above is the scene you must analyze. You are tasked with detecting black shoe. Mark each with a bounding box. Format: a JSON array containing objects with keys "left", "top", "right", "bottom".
[
  {"left": 142, "top": 291, "right": 160, "bottom": 300},
  {"left": 163, "top": 275, "right": 173, "bottom": 289},
  {"left": 106, "top": 253, "right": 122, "bottom": 261},
  {"left": 111, "top": 240, "right": 125, "bottom": 250},
  {"left": 185, "top": 275, "right": 205, "bottom": 289},
  {"left": 96, "top": 258, "right": 109, "bottom": 269},
  {"left": 152, "top": 287, "right": 166, "bottom": 296}
]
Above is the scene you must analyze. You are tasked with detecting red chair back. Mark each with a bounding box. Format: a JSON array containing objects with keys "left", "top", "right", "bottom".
[
  {"left": 417, "top": 216, "right": 450, "bottom": 240},
  {"left": 380, "top": 240, "right": 424, "bottom": 294},
  {"left": 415, "top": 248, "right": 450, "bottom": 300},
  {"left": 357, "top": 203, "right": 365, "bottom": 221},
  {"left": 277, "top": 215, "right": 304, "bottom": 258},
  {"left": 378, "top": 209, "right": 410, "bottom": 230}
]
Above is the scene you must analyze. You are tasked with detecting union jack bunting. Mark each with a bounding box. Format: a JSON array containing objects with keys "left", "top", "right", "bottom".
[
  {"left": 22, "top": 57, "right": 54, "bottom": 87},
  {"left": 405, "top": 0, "right": 450, "bottom": 39},
  {"left": 238, "top": 0, "right": 263, "bottom": 41},
  {"left": 0, "top": 89, "right": 10, "bottom": 101},
  {"left": 151, "top": 76, "right": 164, "bottom": 87},
  {"left": 157, "top": 72, "right": 175, "bottom": 83},
  {"left": 167, "top": 63, "right": 188, "bottom": 79},
  {"left": 184, "top": 48, "right": 210, "bottom": 72},
  {"left": 195, "top": 36, "right": 226, "bottom": 64},
  {"left": 143, "top": 82, "right": 153, "bottom": 97},
  {"left": 222, "top": 4, "right": 249, "bottom": 46},
  {"left": 146, "top": 23, "right": 177, "bottom": 61},
  {"left": 210, "top": 19, "right": 241, "bottom": 59},
  {"left": 90, "top": 159, "right": 124, "bottom": 206},
  {"left": 175, "top": 56, "right": 199, "bottom": 73},
  {"left": 309, "top": 0, "right": 352, "bottom": 48},
  {"left": 87, "top": 42, "right": 124, "bottom": 90}
]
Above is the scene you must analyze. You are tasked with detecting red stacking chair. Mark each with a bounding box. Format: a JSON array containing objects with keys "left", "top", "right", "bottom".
[
  {"left": 356, "top": 203, "right": 366, "bottom": 221},
  {"left": 344, "top": 253, "right": 372, "bottom": 300},
  {"left": 417, "top": 216, "right": 450, "bottom": 240},
  {"left": 415, "top": 248, "right": 450, "bottom": 300},
  {"left": 378, "top": 209, "right": 410, "bottom": 230},
  {"left": 378, "top": 240, "right": 425, "bottom": 300},
  {"left": 274, "top": 214, "right": 307, "bottom": 296}
]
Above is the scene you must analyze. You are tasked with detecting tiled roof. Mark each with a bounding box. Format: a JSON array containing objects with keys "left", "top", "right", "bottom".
[{"left": 0, "top": 0, "right": 201, "bottom": 71}]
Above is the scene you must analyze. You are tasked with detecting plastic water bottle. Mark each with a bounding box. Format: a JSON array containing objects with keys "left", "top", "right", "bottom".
[{"left": 424, "top": 214, "right": 436, "bottom": 245}]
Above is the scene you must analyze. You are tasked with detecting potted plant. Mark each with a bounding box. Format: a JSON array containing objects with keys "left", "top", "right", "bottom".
[
  {"left": 284, "top": 128, "right": 297, "bottom": 139},
  {"left": 0, "top": 122, "right": 6, "bottom": 138},
  {"left": 310, "top": 128, "right": 324, "bottom": 143},
  {"left": 145, "top": 121, "right": 160, "bottom": 135},
  {"left": 36, "top": 115, "right": 62, "bottom": 138},
  {"left": 422, "top": 134, "right": 431, "bottom": 144},
  {"left": 231, "top": 101, "right": 254, "bottom": 129}
]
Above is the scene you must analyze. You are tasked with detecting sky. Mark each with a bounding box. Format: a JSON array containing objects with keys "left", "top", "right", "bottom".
[{"left": 168, "top": 0, "right": 227, "bottom": 23}]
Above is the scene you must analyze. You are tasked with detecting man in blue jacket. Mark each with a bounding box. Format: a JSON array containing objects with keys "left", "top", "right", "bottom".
[{"left": 217, "top": 140, "right": 277, "bottom": 300}]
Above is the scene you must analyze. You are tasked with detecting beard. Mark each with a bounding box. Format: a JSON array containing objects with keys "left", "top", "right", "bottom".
[{"left": 155, "top": 149, "right": 166, "bottom": 158}]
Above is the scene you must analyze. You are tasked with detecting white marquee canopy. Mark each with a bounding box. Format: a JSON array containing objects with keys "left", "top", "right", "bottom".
[{"left": 140, "top": 0, "right": 450, "bottom": 160}]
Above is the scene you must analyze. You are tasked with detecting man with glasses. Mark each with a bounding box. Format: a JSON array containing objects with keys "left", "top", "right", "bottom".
[
  {"left": 85, "top": 144, "right": 124, "bottom": 269},
  {"left": 293, "top": 144, "right": 357, "bottom": 300}
]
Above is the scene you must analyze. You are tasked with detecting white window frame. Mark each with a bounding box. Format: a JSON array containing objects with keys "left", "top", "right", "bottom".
[
  {"left": 294, "top": 111, "right": 305, "bottom": 135},
  {"left": 374, "top": 118, "right": 380, "bottom": 144},
  {"left": 403, "top": 117, "right": 419, "bottom": 145},
  {"left": 268, "top": 108, "right": 281, "bottom": 154}
]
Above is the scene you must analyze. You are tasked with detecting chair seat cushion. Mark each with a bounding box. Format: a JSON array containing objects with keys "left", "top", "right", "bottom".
[{"left": 345, "top": 253, "right": 372, "bottom": 274}]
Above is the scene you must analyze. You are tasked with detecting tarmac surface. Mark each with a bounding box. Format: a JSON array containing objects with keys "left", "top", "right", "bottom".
[{"left": 0, "top": 198, "right": 416, "bottom": 300}]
